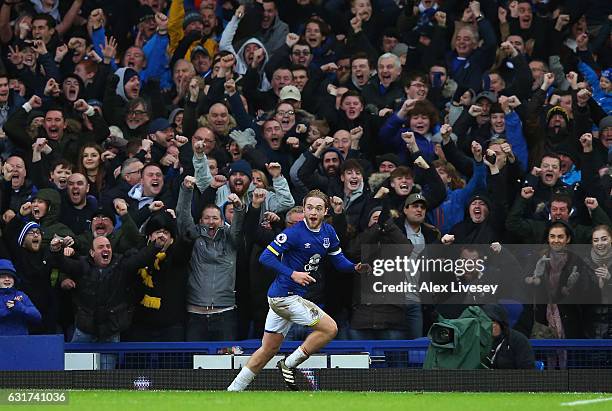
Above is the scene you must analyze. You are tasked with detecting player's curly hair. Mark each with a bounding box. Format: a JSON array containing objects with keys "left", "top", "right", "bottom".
[{"left": 303, "top": 189, "right": 329, "bottom": 208}]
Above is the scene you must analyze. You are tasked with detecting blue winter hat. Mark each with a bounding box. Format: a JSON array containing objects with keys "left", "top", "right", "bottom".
[
  {"left": 602, "top": 68, "right": 612, "bottom": 83},
  {"left": 18, "top": 221, "right": 41, "bottom": 247},
  {"left": 229, "top": 160, "right": 252, "bottom": 178},
  {"left": 147, "top": 118, "right": 172, "bottom": 134},
  {"left": 0, "top": 259, "right": 17, "bottom": 279}
]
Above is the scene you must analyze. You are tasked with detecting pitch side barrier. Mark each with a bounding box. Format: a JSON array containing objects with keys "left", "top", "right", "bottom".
[
  {"left": 61, "top": 339, "right": 612, "bottom": 370},
  {"left": 1, "top": 339, "right": 612, "bottom": 391},
  {"left": 1, "top": 369, "right": 611, "bottom": 392}
]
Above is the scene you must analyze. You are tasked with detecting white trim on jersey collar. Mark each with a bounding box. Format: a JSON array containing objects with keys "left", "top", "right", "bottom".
[{"left": 303, "top": 218, "right": 321, "bottom": 233}]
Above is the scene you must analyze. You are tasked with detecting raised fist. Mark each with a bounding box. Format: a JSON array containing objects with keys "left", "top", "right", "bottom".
[
  {"left": 580, "top": 133, "right": 593, "bottom": 152},
  {"left": 471, "top": 141, "right": 483, "bottom": 162},
  {"left": 286, "top": 33, "right": 300, "bottom": 48},
  {"left": 521, "top": 186, "right": 535, "bottom": 199},
  {"left": 28, "top": 95, "right": 42, "bottom": 109},
  {"left": 252, "top": 188, "right": 267, "bottom": 207},
  {"left": 183, "top": 175, "right": 196, "bottom": 190},
  {"left": 227, "top": 193, "right": 242, "bottom": 208},
  {"left": 73, "top": 99, "right": 90, "bottom": 112},
  {"left": 266, "top": 162, "right": 282, "bottom": 178},
  {"left": 149, "top": 200, "right": 165, "bottom": 211},
  {"left": 440, "top": 124, "right": 452, "bottom": 140},
  {"left": 330, "top": 196, "right": 344, "bottom": 214},
  {"left": 113, "top": 198, "right": 128, "bottom": 216},
  {"left": 211, "top": 174, "right": 227, "bottom": 189},
  {"left": 468, "top": 105, "right": 483, "bottom": 117},
  {"left": 585, "top": 197, "right": 599, "bottom": 211}
]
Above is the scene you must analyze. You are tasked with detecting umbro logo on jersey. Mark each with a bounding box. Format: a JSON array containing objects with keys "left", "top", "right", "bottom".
[{"left": 304, "top": 243, "right": 311, "bottom": 248}]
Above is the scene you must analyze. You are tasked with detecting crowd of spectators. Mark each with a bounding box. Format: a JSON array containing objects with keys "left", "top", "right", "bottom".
[{"left": 0, "top": 0, "right": 611, "bottom": 345}]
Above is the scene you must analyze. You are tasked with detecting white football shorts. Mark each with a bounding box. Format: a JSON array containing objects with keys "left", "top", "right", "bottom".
[{"left": 264, "top": 295, "right": 325, "bottom": 336}]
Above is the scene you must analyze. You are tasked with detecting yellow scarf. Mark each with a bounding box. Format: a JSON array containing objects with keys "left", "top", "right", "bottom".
[{"left": 137, "top": 252, "right": 166, "bottom": 310}]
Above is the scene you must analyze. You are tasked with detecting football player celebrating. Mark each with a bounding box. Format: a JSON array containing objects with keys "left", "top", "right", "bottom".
[{"left": 228, "top": 190, "right": 370, "bottom": 391}]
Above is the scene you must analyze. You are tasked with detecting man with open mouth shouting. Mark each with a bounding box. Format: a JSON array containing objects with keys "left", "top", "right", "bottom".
[
  {"left": 73, "top": 199, "right": 144, "bottom": 257},
  {"left": 48, "top": 227, "right": 166, "bottom": 367}
]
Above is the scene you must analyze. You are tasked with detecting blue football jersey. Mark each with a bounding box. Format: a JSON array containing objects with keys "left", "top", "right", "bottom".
[{"left": 262, "top": 220, "right": 347, "bottom": 297}]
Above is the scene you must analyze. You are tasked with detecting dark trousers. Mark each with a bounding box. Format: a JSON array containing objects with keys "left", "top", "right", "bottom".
[{"left": 185, "top": 309, "right": 238, "bottom": 341}]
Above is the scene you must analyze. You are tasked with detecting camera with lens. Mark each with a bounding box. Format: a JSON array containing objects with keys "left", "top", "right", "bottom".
[{"left": 430, "top": 323, "right": 455, "bottom": 346}]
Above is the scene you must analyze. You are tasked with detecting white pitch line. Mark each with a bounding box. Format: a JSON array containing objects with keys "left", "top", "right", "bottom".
[{"left": 560, "top": 397, "right": 612, "bottom": 406}]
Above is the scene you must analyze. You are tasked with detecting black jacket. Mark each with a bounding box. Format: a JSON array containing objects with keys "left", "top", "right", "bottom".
[
  {"left": 347, "top": 217, "right": 413, "bottom": 330},
  {"left": 50, "top": 243, "right": 161, "bottom": 337},
  {"left": 131, "top": 239, "right": 193, "bottom": 329},
  {"left": 488, "top": 329, "right": 535, "bottom": 369}
]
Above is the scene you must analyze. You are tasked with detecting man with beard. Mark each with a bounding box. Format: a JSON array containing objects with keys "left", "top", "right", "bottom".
[
  {"left": 178, "top": 176, "right": 246, "bottom": 341},
  {"left": 74, "top": 199, "right": 142, "bottom": 256},
  {"left": 3, "top": 221, "right": 57, "bottom": 334},
  {"left": 1, "top": 155, "right": 37, "bottom": 221},
  {"left": 59, "top": 173, "right": 97, "bottom": 236},
  {"left": 266, "top": 39, "right": 315, "bottom": 77},
  {"left": 507, "top": 190, "right": 611, "bottom": 245},
  {"left": 201, "top": 159, "right": 252, "bottom": 208},
  {"left": 127, "top": 163, "right": 173, "bottom": 227},
  {"left": 298, "top": 138, "right": 345, "bottom": 194},
  {"left": 525, "top": 73, "right": 593, "bottom": 168},
  {"left": 146, "top": 118, "right": 176, "bottom": 163},
  {"left": 395, "top": 193, "right": 441, "bottom": 245}
]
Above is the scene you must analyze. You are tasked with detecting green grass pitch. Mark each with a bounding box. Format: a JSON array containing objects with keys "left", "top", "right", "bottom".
[{"left": 29, "top": 391, "right": 612, "bottom": 410}]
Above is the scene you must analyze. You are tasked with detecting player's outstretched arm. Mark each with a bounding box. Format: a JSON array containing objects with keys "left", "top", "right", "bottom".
[{"left": 329, "top": 250, "right": 360, "bottom": 273}]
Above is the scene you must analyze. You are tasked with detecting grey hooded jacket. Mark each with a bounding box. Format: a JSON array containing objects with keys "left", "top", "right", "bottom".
[{"left": 177, "top": 184, "right": 246, "bottom": 307}]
